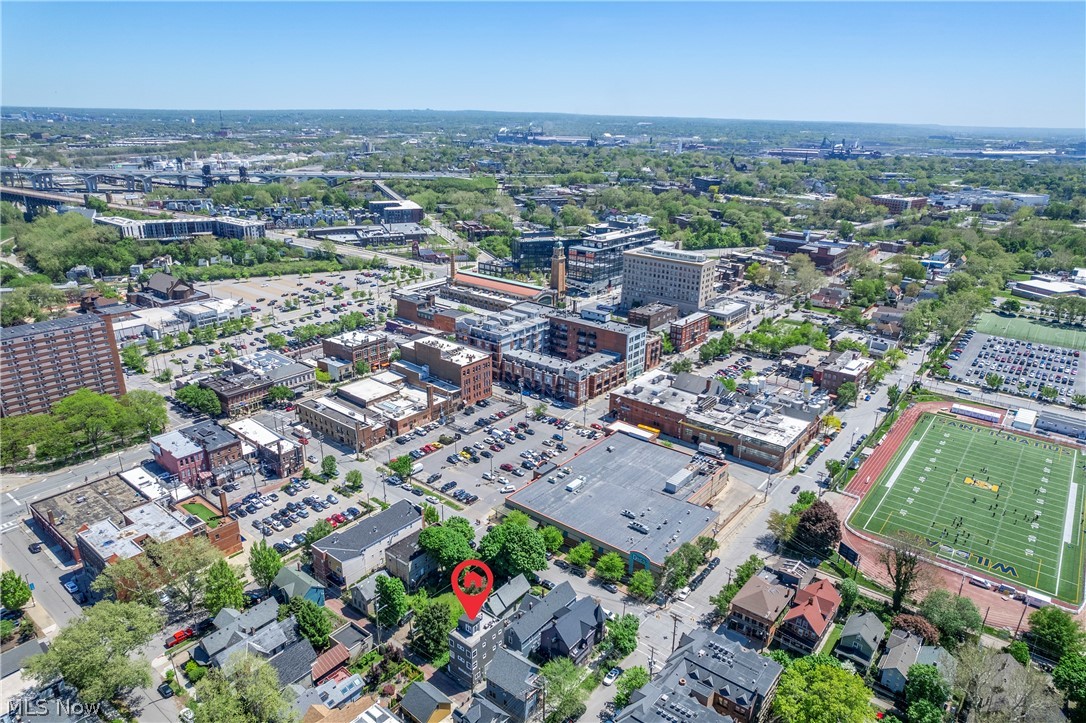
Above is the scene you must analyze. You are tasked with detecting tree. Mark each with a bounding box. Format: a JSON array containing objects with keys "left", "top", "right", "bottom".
[
  {"left": 90, "top": 555, "right": 160, "bottom": 605},
  {"left": 793, "top": 500, "right": 841, "bottom": 554},
  {"left": 628, "top": 569, "right": 656, "bottom": 601},
  {"left": 868, "top": 360, "right": 891, "bottom": 385},
  {"left": 120, "top": 390, "right": 168, "bottom": 437},
  {"left": 695, "top": 536, "right": 719, "bottom": 557},
  {"left": 1000, "top": 299, "right": 1022, "bottom": 313},
  {"left": 266, "top": 333, "right": 287, "bottom": 351},
  {"left": 892, "top": 613, "right": 941, "bottom": 645},
  {"left": 321, "top": 455, "right": 338, "bottom": 477},
  {"left": 836, "top": 382, "right": 859, "bottom": 408},
  {"left": 905, "top": 663, "right": 950, "bottom": 712},
  {"left": 355, "top": 360, "right": 371, "bottom": 376},
  {"left": 887, "top": 384, "right": 902, "bottom": 408},
  {"left": 880, "top": 532, "right": 932, "bottom": 611},
  {"left": 445, "top": 516, "right": 475, "bottom": 545},
  {"left": 0, "top": 570, "right": 32, "bottom": 611},
  {"left": 906, "top": 699, "right": 945, "bottom": 723},
  {"left": 884, "top": 347, "right": 907, "bottom": 369},
  {"left": 1053, "top": 653, "right": 1086, "bottom": 710},
  {"left": 24, "top": 601, "right": 160, "bottom": 706},
  {"left": 267, "top": 384, "right": 294, "bottom": 403},
  {"left": 388, "top": 455, "right": 415, "bottom": 479},
  {"left": 203, "top": 559, "right": 245, "bottom": 616},
  {"left": 838, "top": 578, "right": 858, "bottom": 616},
  {"left": 601, "top": 614, "right": 640, "bottom": 661},
  {"left": 919, "top": 589, "right": 981, "bottom": 647},
  {"left": 290, "top": 596, "right": 333, "bottom": 650},
  {"left": 148, "top": 535, "right": 223, "bottom": 612},
  {"left": 423, "top": 505, "right": 439, "bottom": 525},
  {"left": 955, "top": 645, "right": 1063, "bottom": 723},
  {"left": 418, "top": 525, "right": 473, "bottom": 570},
  {"left": 822, "top": 414, "right": 843, "bottom": 431},
  {"left": 595, "top": 552, "right": 626, "bottom": 583},
  {"left": 479, "top": 520, "right": 547, "bottom": 579},
  {"left": 192, "top": 651, "right": 295, "bottom": 723},
  {"left": 176, "top": 384, "right": 222, "bottom": 417},
  {"left": 767, "top": 509, "right": 798, "bottom": 545},
  {"left": 541, "top": 526, "right": 565, "bottom": 553},
  {"left": 985, "top": 372, "right": 1005, "bottom": 390},
  {"left": 1028, "top": 606, "right": 1085, "bottom": 661},
  {"left": 306, "top": 519, "right": 334, "bottom": 548},
  {"left": 614, "top": 666, "right": 650, "bottom": 707},
  {"left": 176, "top": 330, "right": 191, "bottom": 347},
  {"left": 1040, "top": 385, "right": 1059, "bottom": 402},
  {"left": 412, "top": 599, "right": 453, "bottom": 660},
  {"left": 541, "top": 657, "right": 588, "bottom": 723},
  {"left": 568, "top": 541, "right": 594, "bottom": 569},
  {"left": 1004, "top": 640, "right": 1031, "bottom": 665},
  {"left": 711, "top": 583, "right": 741, "bottom": 617},
  {"left": 772, "top": 655, "right": 871, "bottom": 723},
  {"left": 375, "top": 575, "right": 408, "bottom": 630},
  {"left": 1072, "top": 394, "right": 1086, "bottom": 409},
  {"left": 532, "top": 402, "right": 549, "bottom": 418},
  {"left": 671, "top": 358, "right": 693, "bottom": 374},
  {"left": 248, "top": 540, "right": 283, "bottom": 594},
  {"left": 345, "top": 469, "right": 363, "bottom": 489},
  {"left": 52, "top": 389, "right": 119, "bottom": 455},
  {"left": 121, "top": 344, "right": 147, "bottom": 373}
]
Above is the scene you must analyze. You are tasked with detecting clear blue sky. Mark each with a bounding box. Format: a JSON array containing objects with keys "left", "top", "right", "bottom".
[{"left": 3, "top": 2, "right": 1083, "bottom": 129}]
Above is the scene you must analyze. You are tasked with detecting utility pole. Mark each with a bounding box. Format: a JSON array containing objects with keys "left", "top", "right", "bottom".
[{"left": 670, "top": 613, "right": 681, "bottom": 653}]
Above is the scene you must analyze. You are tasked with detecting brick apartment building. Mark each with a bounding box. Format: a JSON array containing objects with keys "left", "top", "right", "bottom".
[
  {"left": 669, "top": 312, "right": 711, "bottom": 352},
  {"left": 395, "top": 337, "right": 492, "bottom": 407},
  {"left": 0, "top": 314, "right": 126, "bottom": 417},
  {"left": 150, "top": 431, "right": 205, "bottom": 486},
  {"left": 323, "top": 331, "right": 394, "bottom": 372}
]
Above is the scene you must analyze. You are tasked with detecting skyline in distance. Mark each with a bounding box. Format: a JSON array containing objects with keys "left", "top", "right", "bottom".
[{"left": 2, "top": 2, "right": 1084, "bottom": 130}]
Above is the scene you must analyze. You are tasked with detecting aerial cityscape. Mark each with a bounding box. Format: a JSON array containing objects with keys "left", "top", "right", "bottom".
[{"left": 0, "top": 3, "right": 1084, "bottom": 723}]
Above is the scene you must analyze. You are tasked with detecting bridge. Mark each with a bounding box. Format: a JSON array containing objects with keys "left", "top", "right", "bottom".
[{"left": 0, "top": 166, "right": 471, "bottom": 193}]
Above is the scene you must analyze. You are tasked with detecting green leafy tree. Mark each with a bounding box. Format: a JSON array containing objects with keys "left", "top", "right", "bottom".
[
  {"left": 321, "top": 455, "right": 338, "bottom": 477},
  {"left": 290, "top": 596, "right": 333, "bottom": 650},
  {"left": 203, "top": 559, "right": 246, "bottom": 616},
  {"left": 628, "top": 569, "right": 656, "bottom": 601},
  {"left": 305, "top": 519, "right": 334, "bottom": 548},
  {"left": 985, "top": 372, "right": 1005, "bottom": 390},
  {"left": 192, "top": 651, "right": 296, "bottom": 723},
  {"left": 1053, "top": 652, "right": 1086, "bottom": 710},
  {"left": 836, "top": 381, "right": 859, "bottom": 408},
  {"left": 671, "top": 358, "right": 693, "bottom": 374},
  {"left": 919, "top": 589, "right": 982, "bottom": 648},
  {"left": 541, "top": 657, "right": 588, "bottom": 723},
  {"left": 120, "top": 389, "right": 168, "bottom": 437},
  {"left": 423, "top": 504, "right": 439, "bottom": 525},
  {"left": 418, "top": 525, "right": 473, "bottom": 570},
  {"left": 906, "top": 699, "right": 945, "bottom": 723},
  {"left": 345, "top": 469, "right": 363, "bottom": 489},
  {"left": 1004, "top": 640, "right": 1031, "bottom": 666},
  {"left": 568, "top": 541, "right": 594, "bottom": 569},
  {"left": 887, "top": 384, "right": 902, "bottom": 408},
  {"left": 266, "top": 333, "right": 287, "bottom": 351},
  {"left": 1040, "top": 385, "right": 1059, "bottom": 402},
  {"left": 0, "top": 570, "right": 32, "bottom": 611},
  {"left": 90, "top": 555, "right": 160, "bottom": 606},
  {"left": 1071, "top": 394, "right": 1086, "bottom": 409},
  {"left": 541, "top": 526, "right": 565, "bottom": 553},
  {"left": 868, "top": 361, "right": 891, "bottom": 385},
  {"left": 176, "top": 384, "right": 222, "bottom": 416},
  {"left": 24, "top": 601, "right": 160, "bottom": 705},
  {"left": 772, "top": 655, "right": 871, "bottom": 723},
  {"left": 595, "top": 553, "right": 626, "bottom": 583},
  {"left": 248, "top": 540, "right": 283, "bottom": 594},
  {"left": 881, "top": 532, "right": 932, "bottom": 611},
  {"left": 267, "top": 384, "right": 294, "bottom": 402},
  {"left": 1000, "top": 299, "right": 1022, "bottom": 313},
  {"left": 793, "top": 500, "right": 841, "bottom": 555},
  {"left": 711, "top": 583, "right": 740, "bottom": 617},
  {"left": 532, "top": 402, "right": 549, "bottom": 418},
  {"left": 614, "top": 666, "right": 650, "bottom": 707},
  {"left": 479, "top": 519, "right": 547, "bottom": 579},
  {"left": 768, "top": 509, "right": 798, "bottom": 545},
  {"left": 412, "top": 599, "right": 453, "bottom": 661},
  {"left": 375, "top": 575, "right": 409, "bottom": 630},
  {"left": 355, "top": 360, "right": 371, "bottom": 376},
  {"left": 148, "top": 535, "right": 223, "bottom": 612},
  {"left": 695, "top": 536, "right": 719, "bottom": 557},
  {"left": 884, "top": 347, "right": 907, "bottom": 369},
  {"left": 1028, "top": 606, "right": 1085, "bottom": 660},
  {"left": 388, "top": 455, "right": 415, "bottom": 479},
  {"left": 838, "top": 578, "right": 858, "bottom": 616},
  {"left": 121, "top": 344, "right": 147, "bottom": 373},
  {"left": 602, "top": 614, "right": 640, "bottom": 661},
  {"left": 52, "top": 388, "right": 119, "bottom": 456}
]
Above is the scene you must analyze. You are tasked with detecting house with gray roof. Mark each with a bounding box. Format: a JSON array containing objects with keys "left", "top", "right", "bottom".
[
  {"left": 615, "top": 683, "right": 736, "bottom": 723},
  {"left": 269, "top": 637, "right": 318, "bottom": 688},
  {"left": 455, "top": 697, "right": 511, "bottom": 723},
  {"left": 834, "top": 611, "right": 886, "bottom": 668},
  {"left": 350, "top": 571, "right": 388, "bottom": 618},
  {"left": 312, "top": 500, "right": 422, "bottom": 587},
  {"left": 484, "top": 574, "right": 530, "bottom": 619},
  {"left": 538, "top": 596, "right": 605, "bottom": 664},
  {"left": 504, "top": 582, "right": 576, "bottom": 656},
  {"left": 1, "top": 639, "right": 46, "bottom": 680},
  {"left": 197, "top": 598, "right": 280, "bottom": 664},
  {"left": 654, "top": 629, "right": 782, "bottom": 723},
  {"left": 482, "top": 648, "right": 541, "bottom": 723},
  {"left": 399, "top": 680, "right": 453, "bottom": 723},
  {"left": 272, "top": 565, "right": 326, "bottom": 606},
  {"left": 448, "top": 575, "right": 533, "bottom": 687},
  {"left": 289, "top": 673, "right": 367, "bottom": 719},
  {"left": 385, "top": 529, "right": 437, "bottom": 593},
  {"left": 877, "top": 629, "right": 955, "bottom": 698}
]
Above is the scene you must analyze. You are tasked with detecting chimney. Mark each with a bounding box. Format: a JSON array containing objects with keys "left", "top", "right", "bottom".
[
  {"left": 218, "top": 491, "right": 229, "bottom": 517},
  {"left": 427, "top": 385, "right": 435, "bottom": 410},
  {"left": 450, "top": 250, "right": 457, "bottom": 281},
  {"left": 48, "top": 510, "right": 56, "bottom": 527}
]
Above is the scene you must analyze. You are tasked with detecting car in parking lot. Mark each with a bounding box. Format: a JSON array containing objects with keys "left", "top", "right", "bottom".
[
  {"left": 425, "top": 495, "right": 440, "bottom": 504},
  {"left": 791, "top": 485, "right": 801, "bottom": 494}
]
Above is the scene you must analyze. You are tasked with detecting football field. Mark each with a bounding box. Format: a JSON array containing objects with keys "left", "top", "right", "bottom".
[{"left": 851, "top": 412, "right": 1086, "bottom": 604}]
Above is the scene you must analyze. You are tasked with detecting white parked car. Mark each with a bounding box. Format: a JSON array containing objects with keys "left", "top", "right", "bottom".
[{"left": 675, "top": 587, "right": 691, "bottom": 601}]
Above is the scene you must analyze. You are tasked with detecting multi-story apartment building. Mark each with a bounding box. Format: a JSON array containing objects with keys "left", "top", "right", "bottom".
[
  {"left": 322, "top": 330, "right": 394, "bottom": 372},
  {"left": 620, "top": 246, "right": 717, "bottom": 314},
  {"left": 499, "top": 350, "right": 626, "bottom": 406},
  {"left": 96, "top": 215, "right": 266, "bottom": 239},
  {"left": 566, "top": 226, "right": 658, "bottom": 290},
  {"left": 395, "top": 337, "right": 492, "bottom": 407},
  {"left": 0, "top": 314, "right": 126, "bottom": 417},
  {"left": 547, "top": 310, "right": 654, "bottom": 380},
  {"left": 725, "top": 576, "right": 793, "bottom": 650},
  {"left": 669, "top": 312, "right": 711, "bottom": 352},
  {"left": 455, "top": 303, "right": 551, "bottom": 375},
  {"left": 510, "top": 236, "right": 575, "bottom": 272},
  {"left": 869, "top": 194, "right": 928, "bottom": 215}
]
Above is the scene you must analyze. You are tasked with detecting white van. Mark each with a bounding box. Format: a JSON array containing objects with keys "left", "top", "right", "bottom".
[
  {"left": 499, "top": 485, "right": 516, "bottom": 494},
  {"left": 968, "top": 576, "right": 992, "bottom": 590}
]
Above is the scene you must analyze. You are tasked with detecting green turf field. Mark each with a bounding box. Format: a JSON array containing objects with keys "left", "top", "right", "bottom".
[
  {"left": 851, "top": 412, "right": 1086, "bottom": 604},
  {"left": 973, "top": 312, "right": 1086, "bottom": 351}
]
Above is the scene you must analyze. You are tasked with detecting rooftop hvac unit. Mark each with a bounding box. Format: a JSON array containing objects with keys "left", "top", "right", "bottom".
[{"left": 629, "top": 522, "right": 650, "bottom": 534}]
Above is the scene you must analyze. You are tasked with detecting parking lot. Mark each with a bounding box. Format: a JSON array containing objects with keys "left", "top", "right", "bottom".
[{"left": 944, "top": 330, "right": 1084, "bottom": 403}]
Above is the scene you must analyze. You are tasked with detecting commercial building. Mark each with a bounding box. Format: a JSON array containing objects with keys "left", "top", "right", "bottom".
[
  {"left": 202, "top": 351, "right": 315, "bottom": 415},
  {"left": 929, "top": 188, "right": 1050, "bottom": 211},
  {"left": 620, "top": 246, "right": 717, "bottom": 314},
  {"left": 150, "top": 430, "right": 205, "bottom": 487},
  {"left": 322, "top": 331, "right": 394, "bottom": 372},
  {"left": 395, "top": 337, "right": 493, "bottom": 407},
  {"left": 815, "top": 350, "right": 873, "bottom": 394},
  {"left": 609, "top": 373, "right": 827, "bottom": 471},
  {"left": 76, "top": 501, "right": 196, "bottom": 578},
  {"left": 505, "top": 431, "right": 727, "bottom": 573},
  {"left": 179, "top": 421, "right": 245, "bottom": 476},
  {"left": 96, "top": 215, "right": 266, "bottom": 239},
  {"left": 368, "top": 199, "right": 424, "bottom": 224},
  {"left": 510, "top": 236, "right": 575, "bottom": 272},
  {"left": 227, "top": 418, "right": 304, "bottom": 478},
  {"left": 0, "top": 314, "right": 126, "bottom": 417},
  {"left": 176, "top": 298, "right": 253, "bottom": 328},
  {"left": 499, "top": 350, "right": 626, "bottom": 406},
  {"left": 669, "top": 312, "right": 711, "bottom": 353},
  {"left": 767, "top": 232, "right": 852, "bottom": 274},
  {"left": 455, "top": 303, "right": 552, "bottom": 373},
  {"left": 869, "top": 194, "right": 928, "bottom": 215},
  {"left": 627, "top": 303, "right": 679, "bottom": 331},
  {"left": 548, "top": 310, "right": 656, "bottom": 380},
  {"left": 566, "top": 226, "right": 658, "bottom": 290},
  {"left": 1010, "top": 275, "right": 1086, "bottom": 300},
  {"left": 310, "top": 500, "right": 423, "bottom": 587}
]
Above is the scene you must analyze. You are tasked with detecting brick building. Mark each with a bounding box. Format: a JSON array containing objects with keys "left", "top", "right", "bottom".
[
  {"left": 322, "top": 331, "right": 394, "bottom": 372},
  {"left": 627, "top": 303, "right": 679, "bottom": 330},
  {"left": 394, "top": 337, "right": 492, "bottom": 407},
  {"left": 150, "top": 430, "right": 205, "bottom": 487},
  {"left": 620, "top": 246, "right": 717, "bottom": 314},
  {"left": 669, "top": 312, "right": 711, "bottom": 352},
  {"left": 0, "top": 315, "right": 126, "bottom": 417}
]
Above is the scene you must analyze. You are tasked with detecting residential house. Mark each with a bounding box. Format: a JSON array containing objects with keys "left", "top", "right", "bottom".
[
  {"left": 448, "top": 575, "right": 532, "bottom": 687},
  {"left": 537, "top": 596, "right": 606, "bottom": 664},
  {"left": 834, "top": 612, "right": 886, "bottom": 669},
  {"left": 302, "top": 695, "right": 401, "bottom": 723},
  {"left": 877, "top": 629, "right": 956, "bottom": 699},
  {"left": 311, "top": 501, "right": 423, "bottom": 587},
  {"left": 810, "top": 285, "right": 850, "bottom": 310},
  {"left": 332, "top": 622, "right": 375, "bottom": 661},
  {"left": 481, "top": 648, "right": 542, "bottom": 723},
  {"left": 654, "top": 629, "right": 782, "bottom": 723},
  {"left": 455, "top": 697, "right": 511, "bottom": 723},
  {"left": 399, "top": 681, "right": 453, "bottom": 723},
  {"left": 725, "top": 575, "right": 793, "bottom": 650},
  {"left": 312, "top": 643, "right": 351, "bottom": 685},
  {"left": 774, "top": 579, "right": 841, "bottom": 655},
  {"left": 766, "top": 559, "right": 814, "bottom": 589},
  {"left": 964, "top": 653, "right": 1064, "bottom": 722},
  {"left": 504, "top": 582, "right": 577, "bottom": 656},
  {"left": 384, "top": 530, "right": 438, "bottom": 593},
  {"left": 615, "top": 683, "right": 737, "bottom": 723},
  {"left": 349, "top": 572, "right": 387, "bottom": 618},
  {"left": 273, "top": 566, "right": 327, "bottom": 606},
  {"left": 290, "top": 676, "right": 368, "bottom": 721}
]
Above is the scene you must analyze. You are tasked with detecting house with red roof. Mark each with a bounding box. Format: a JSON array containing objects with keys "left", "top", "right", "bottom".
[{"left": 774, "top": 578, "right": 842, "bottom": 655}]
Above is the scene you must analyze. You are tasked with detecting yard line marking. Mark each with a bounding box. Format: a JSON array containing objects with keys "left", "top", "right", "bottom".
[{"left": 870, "top": 438, "right": 922, "bottom": 525}]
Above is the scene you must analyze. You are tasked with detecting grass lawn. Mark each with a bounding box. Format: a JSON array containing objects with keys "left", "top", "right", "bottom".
[
  {"left": 973, "top": 312, "right": 1086, "bottom": 351},
  {"left": 182, "top": 503, "right": 219, "bottom": 528},
  {"left": 821, "top": 622, "right": 843, "bottom": 655},
  {"left": 851, "top": 412, "right": 1085, "bottom": 604}
]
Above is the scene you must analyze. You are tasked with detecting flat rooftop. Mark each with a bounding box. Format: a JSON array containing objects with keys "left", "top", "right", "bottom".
[
  {"left": 228, "top": 418, "right": 285, "bottom": 448},
  {"left": 327, "top": 330, "right": 388, "bottom": 347},
  {"left": 31, "top": 475, "right": 152, "bottom": 549},
  {"left": 401, "top": 336, "right": 490, "bottom": 365},
  {"left": 506, "top": 432, "right": 720, "bottom": 567},
  {"left": 77, "top": 501, "right": 192, "bottom": 562}
]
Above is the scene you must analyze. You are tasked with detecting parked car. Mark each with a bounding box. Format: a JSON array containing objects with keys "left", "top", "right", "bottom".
[
  {"left": 603, "top": 668, "right": 622, "bottom": 686},
  {"left": 165, "top": 627, "right": 195, "bottom": 649}
]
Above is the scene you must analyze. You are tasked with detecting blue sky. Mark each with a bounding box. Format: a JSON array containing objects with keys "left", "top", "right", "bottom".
[{"left": 3, "top": 2, "right": 1083, "bottom": 128}]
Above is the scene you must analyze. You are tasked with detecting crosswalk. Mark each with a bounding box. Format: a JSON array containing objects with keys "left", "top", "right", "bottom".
[{"left": 0, "top": 518, "right": 25, "bottom": 534}]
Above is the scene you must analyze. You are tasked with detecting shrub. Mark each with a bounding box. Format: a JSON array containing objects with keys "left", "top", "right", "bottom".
[{"left": 184, "top": 660, "right": 207, "bottom": 683}]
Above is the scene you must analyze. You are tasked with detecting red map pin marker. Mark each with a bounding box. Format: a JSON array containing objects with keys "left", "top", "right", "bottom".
[{"left": 452, "top": 559, "right": 494, "bottom": 619}]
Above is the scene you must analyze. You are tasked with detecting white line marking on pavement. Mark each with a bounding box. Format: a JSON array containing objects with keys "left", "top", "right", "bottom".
[{"left": 5, "top": 493, "right": 18, "bottom": 504}]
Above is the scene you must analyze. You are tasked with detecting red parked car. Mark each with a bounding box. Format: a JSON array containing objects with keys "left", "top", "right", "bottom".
[
  {"left": 332, "top": 513, "right": 347, "bottom": 524},
  {"left": 165, "top": 628, "right": 195, "bottom": 649},
  {"left": 326, "top": 516, "right": 339, "bottom": 528},
  {"left": 501, "top": 463, "right": 515, "bottom": 472}
]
